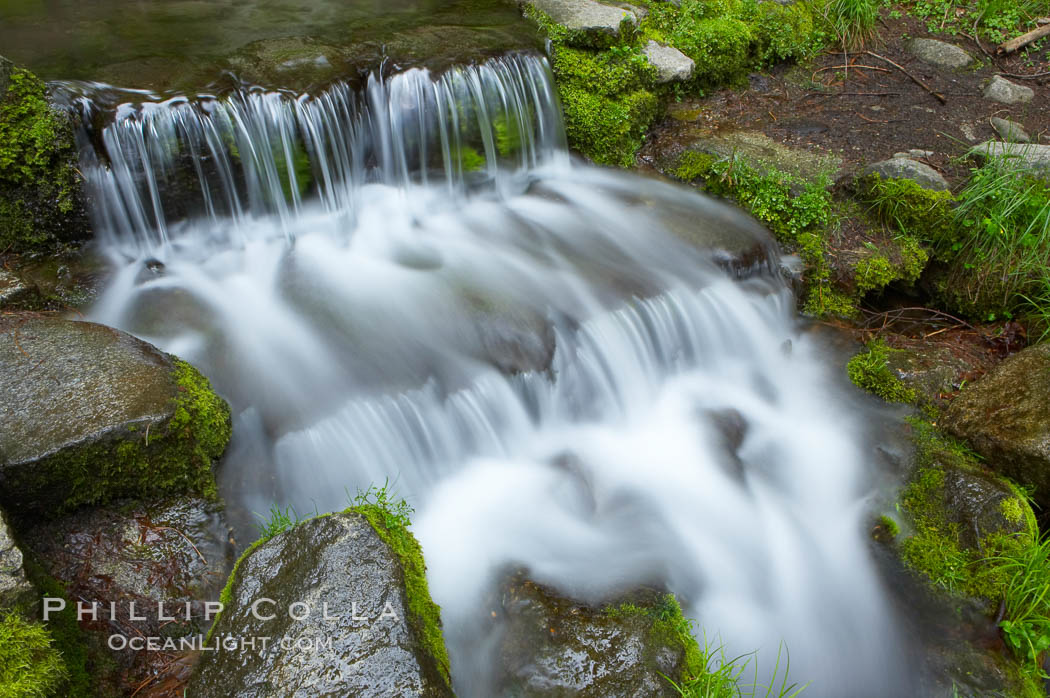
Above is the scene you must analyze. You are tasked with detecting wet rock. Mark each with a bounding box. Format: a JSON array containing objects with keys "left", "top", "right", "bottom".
[
  {"left": 906, "top": 38, "right": 974, "bottom": 69},
  {"left": 189, "top": 510, "right": 452, "bottom": 697},
  {"left": 0, "top": 269, "right": 34, "bottom": 309},
  {"left": 861, "top": 157, "right": 949, "bottom": 191},
  {"left": 982, "top": 75, "right": 1034, "bottom": 105},
  {"left": 941, "top": 467, "right": 1030, "bottom": 548},
  {"left": 643, "top": 40, "right": 695, "bottom": 83},
  {"left": 892, "top": 149, "right": 934, "bottom": 160},
  {"left": 522, "top": 0, "right": 637, "bottom": 47},
  {"left": 21, "top": 497, "right": 233, "bottom": 693},
  {"left": 0, "top": 507, "right": 33, "bottom": 609},
  {"left": 0, "top": 315, "right": 231, "bottom": 518},
  {"left": 673, "top": 130, "right": 841, "bottom": 183},
  {"left": 943, "top": 343, "right": 1050, "bottom": 509},
  {"left": 494, "top": 577, "right": 698, "bottom": 697},
  {"left": 884, "top": 342, "right": 987, "bottom": 409},
  {"left": 971, "top": 140, "right": 1050, "bottom": 172},
  {"left": 990, "top": 117, "right": 1030, "bottom": 143}
]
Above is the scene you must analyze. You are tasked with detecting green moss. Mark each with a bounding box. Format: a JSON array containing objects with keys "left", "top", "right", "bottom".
[
  {"left": 0, "top": 611, "right": 67, "bottom": 698},
  {"left": 0, "top": 66, "right": 85, "bottom": 253},
  {"left": 1001, "top": 497, "right": 1026, "bottom": 527},
  {"left": 803, "top": 287, "right": 859, "bottom": 318},
  {"left": 670, "top": 150, "right": 716, "bottom": 182},
  {"left": 878, "top": 514, "right": 900, "bottom": 538},
  {"left": 21, "top": 556, "right": 100, "bottom": 697},
  {"left": 9, "top": 358, "right": 231, "bottom": 518},
  {"left": 558, "top": 83, "right": 658, "bottom": 167},
  {"left": 861, "top": 174, "right": 956, "bottom": 251},
  {"left": 749, "top": 0, "right": 825, "bottom": 64},
  {"left": 550, "top": 44, "right": 655, "bottom": 96},
  {"left": 854, "top": 238, "right": 928, "bottom": 297},
  {"left": 847, "top": 338, "right": 917, "bottom": 403},
  {"left": 670, "top": 15, "right": 753, "bottom": 86}
]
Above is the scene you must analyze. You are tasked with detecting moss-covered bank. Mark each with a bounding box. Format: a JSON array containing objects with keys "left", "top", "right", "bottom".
[{"left": 0, "top": 56, "right": 89, "bottom": 253}]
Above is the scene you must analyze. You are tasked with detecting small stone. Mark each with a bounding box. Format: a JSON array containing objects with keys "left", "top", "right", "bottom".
[
  {"left": 990, "top": 116, "right": 1030, "bottom": 143},
  {"left": 522, "top": 0, "right": 637, "bottom": 47},
  {"left": 971, "top": 141, "right": 1050, "bottom": 172},
  {"left": 906, "top": 38, "right": 974, "bottom": 69},
  {"left": 642, "top": 40, "right": 695, "bottom": 83},
  {"left": 960, "top": 123, "right": 979, "bottom": 142},
  {"left": 0, "top": 270, "right": 32, "bottom": 309},
  {"left": 0, "top": 508, "right": 34, "bottom": 610},
  {"left": 861, "top": 157, "right": 949, "bottom": 191},
  {"left": 892, "top": 149, "right": 934, "bottom": 159},
  {"left": 983, "top": 75, "right": 1034, "bottom": 104}
]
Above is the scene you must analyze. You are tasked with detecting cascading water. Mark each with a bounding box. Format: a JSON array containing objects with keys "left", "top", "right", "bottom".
[{"left": 78, "top": 54, "right": 915, "bottom": 696}]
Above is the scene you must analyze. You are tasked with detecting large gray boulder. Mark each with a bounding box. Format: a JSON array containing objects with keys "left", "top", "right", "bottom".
[
  {"left": 906, "top": 38, "right": 973, "bottom": 69},
  {"left": 0, "top": 507, "right": 33, "bottom": 609},
  {"left": 494, "top": 577, "right": 700, "bottom": 697},
  {"left": 522, "top": 0, "right": 637, "bottom": 47},
  {"left": 861, "top": 157, "right": 949, "bottom": 191},
  {"left": 943, "top": 343, "right": 1050, "bottom": 509},
  {"left": 971, "top": 141, "right": 1050, "bottom": 172},
  {"left": 189, "top": 509, "right": 453, "bottom": 697},
  {"left": 0, "top": 315, "right": 231, "bottom": 517},
  {"left": 23, "top": 497, "right": 233, "bottom": 694},
  {"left": 983, "top": 76, "right": 1034, "bottom": 105}
]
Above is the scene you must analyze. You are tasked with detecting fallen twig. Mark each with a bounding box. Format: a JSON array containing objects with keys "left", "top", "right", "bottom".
[
  {"left": 856, "top": 112, "right": 889, "bottom": 123},
  {"left": 864, "top": 51, "right": 947, "bottom": 104},
  {"left": 995, "top": 70, "right": 1050, "bottom": 80},
  {"left": 997, "top": 23, "right": 1050, "bottom": 54}
]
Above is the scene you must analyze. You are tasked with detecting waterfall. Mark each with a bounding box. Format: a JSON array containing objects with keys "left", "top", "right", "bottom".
[{"left": 81, "top": 53, "right": 914, "bottom": 696}]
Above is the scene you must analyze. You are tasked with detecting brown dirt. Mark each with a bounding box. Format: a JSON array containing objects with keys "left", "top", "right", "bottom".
[{"left": 640, "top": 15, "right": 1050, "bottom": 186}]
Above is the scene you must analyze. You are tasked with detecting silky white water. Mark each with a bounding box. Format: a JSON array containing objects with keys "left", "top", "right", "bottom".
[{"left": 79, "top": 54, "right": 913, "bottom": 696}]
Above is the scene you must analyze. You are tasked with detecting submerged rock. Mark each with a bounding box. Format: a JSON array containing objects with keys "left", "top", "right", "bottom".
[
  {"left": 522, "top": 0, "right": 638, "bottom": 48},
  {"left": 189, "top": 509, "right": 452, "bottom": 697},
  {"left": 643, "top": 40, "right": 695, "bottom": 83},
  {"left": 861, "top": 157, "right": 949, "bottom": 191},
  {"left": 0, "top": 507, "right": 33, "bottom": 609},
  {"left": 0, "top": 315, "right": 231, "bottom": 517},
  {"left": 906, "top": 38, "right": 973, "bottom": 70},
  {"left": 494, "top": 577, "right": 699, "bottom": 697},
  {"left": 22, "top": 497, "right": 233, "bottom": 693},
  {"left": 943, "top": 343, "right": 1050, "bottom": 509},
  {"left": 982, "top": 76, "right": 1034, "bottom": 105}
]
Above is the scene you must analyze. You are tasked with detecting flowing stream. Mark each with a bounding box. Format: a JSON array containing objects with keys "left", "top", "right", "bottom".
[{"left": 75, "top": 54, "right": 914, "bottom": 696}]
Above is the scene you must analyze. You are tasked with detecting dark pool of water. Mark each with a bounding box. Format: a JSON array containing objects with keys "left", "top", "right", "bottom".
[{"left": 0, "top": 0, "right": 537, "bottom": 92}]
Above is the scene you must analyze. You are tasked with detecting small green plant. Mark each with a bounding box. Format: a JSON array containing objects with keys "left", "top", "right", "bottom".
[
  {"left": 254, "top": 503, "right": 302, "bottom": 540},
  {"left": 0, "top": 611, "right": 68, "bottom": 698},
  {"left": 821, "top": 0, "right": 880, "bottom": 49},
  {"left": 350, "top": 479, "right": 414, "bottom": 531},
  {"left": 981, "top": 533, "right": 1050, "bottom": 674},
  {"left": 661, "top": 632, "right": 808, "bottom": 698}
]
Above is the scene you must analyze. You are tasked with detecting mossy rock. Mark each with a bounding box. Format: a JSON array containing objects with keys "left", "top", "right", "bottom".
[
  {"left": 0, "top": 55, "right": 89, "bottom": 254},
  {"left": 897, "top": 419, "right": 1037, "bottom": 601},
  {"left": 494, "top": 576, "right": 700, "bottom": 696},
  {"left": 943, "top": 343, "right": 1050, "bottom": 512},
  {"left": 189, "top": 510, "right": 452, "bottom": 697},
  {"left": 0, "top": 315, "right": 231, "bottom": 518}
]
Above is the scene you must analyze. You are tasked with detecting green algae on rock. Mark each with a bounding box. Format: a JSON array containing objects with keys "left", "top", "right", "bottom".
[
  {"left": 190, "top": 508, "right": 453, "bottom": 697},
  {"left": 847, "top": 339, "right": 917, "bottom": 404},
  {"left": 0, "top": 56, "right": 89, "bottom": 254},
  {"left": 0, "top": 315, "right": 231, "bottom": 518}
]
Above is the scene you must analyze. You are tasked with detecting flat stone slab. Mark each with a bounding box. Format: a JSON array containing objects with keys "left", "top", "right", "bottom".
[
  {"left": 907, "top": 38, "right": 973, "bottom": 69},
  {"left": 971, "top": 141, "right": 1050, "bottom": 172},
  {"left": 990, "top": 116, "right": 1030, "bottom": 143},
  {"left": 524, "top": 0, "right": 636, "bottom": 45},
  {"left": 643, "top": 40, "right": 694, "bottom": 83},
  {"left": 983, "top": 75, "right": 1034, "bottom": 104},
  {"left": 861, "top": 157, "right": 950, "bottom": 191}
]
